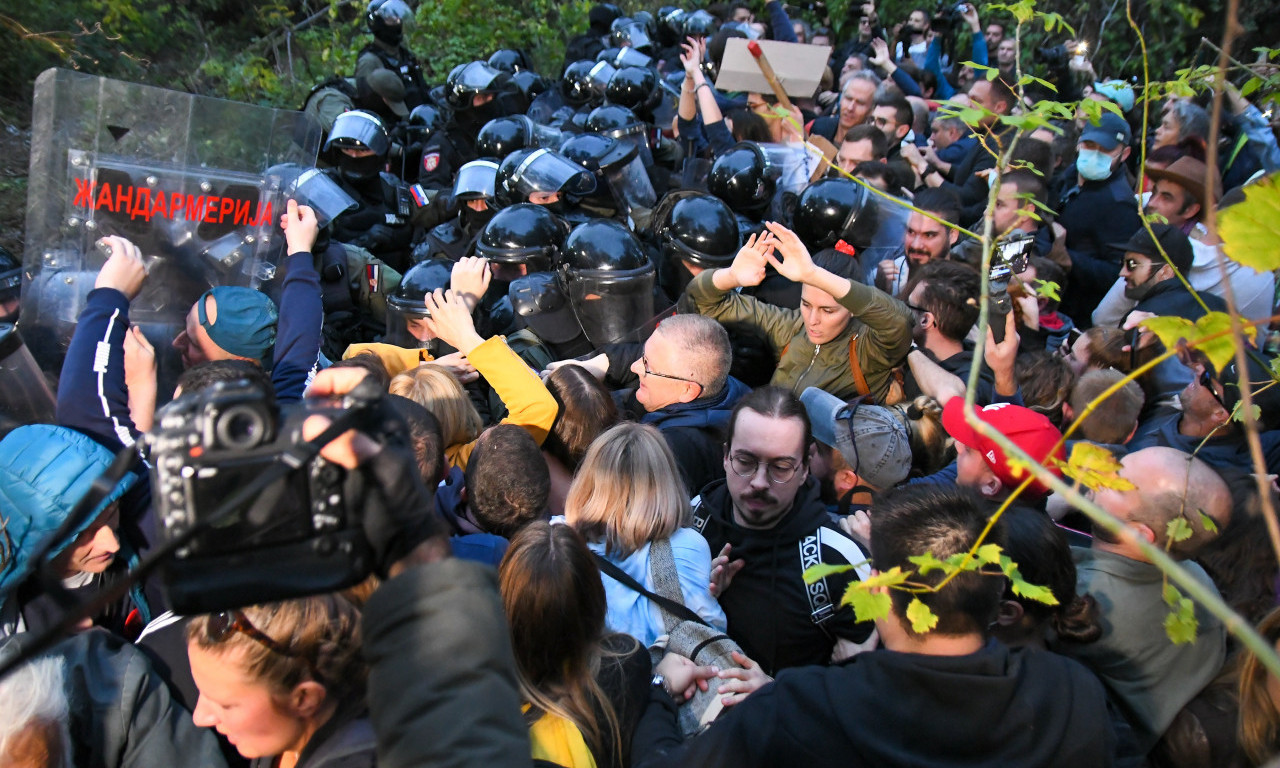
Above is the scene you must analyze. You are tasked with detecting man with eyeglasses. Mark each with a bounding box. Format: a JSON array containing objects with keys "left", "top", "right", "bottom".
[
  {"left": 1128, "top": 348, "right": 1280, "bottom": 476},
  {"left": 689, "top": 387, "right": 875, "bottom": 675},
  {"left": 620, "top": 314, "right": 750, "bottom": 495},
  {"left": 1117, "top": 224, "right": 1226, "bottom": 400}
]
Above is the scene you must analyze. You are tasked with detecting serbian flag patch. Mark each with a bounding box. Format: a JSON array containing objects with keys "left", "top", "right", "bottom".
[{"left": 410, "top": 184, "right": 429, "bottom": 207}]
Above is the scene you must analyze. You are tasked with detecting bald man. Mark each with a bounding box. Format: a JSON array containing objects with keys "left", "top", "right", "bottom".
[{"left": 1055, "top": 447, "right": 1230, "bottom": 758}]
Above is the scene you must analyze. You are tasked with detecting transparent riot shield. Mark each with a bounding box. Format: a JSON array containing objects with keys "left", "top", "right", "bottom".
[
  {"left": 20, "top": 68, "right": 322, "bottom": 395},
  {"left": 860, "top": 192, "right": 914, "bottom": 284}
]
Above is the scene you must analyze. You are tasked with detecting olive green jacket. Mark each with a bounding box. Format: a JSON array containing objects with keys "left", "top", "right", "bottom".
[{"left": 683, "top": 272, "right": 914, "bottom": 402}]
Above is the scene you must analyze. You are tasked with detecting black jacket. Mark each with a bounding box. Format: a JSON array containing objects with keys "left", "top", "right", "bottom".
[
  {"left": 631, "top": 640, "right": 1115, "bottom": 768},
  {"left": 692, "top": 478, "right": 873, "bottom": 675}
]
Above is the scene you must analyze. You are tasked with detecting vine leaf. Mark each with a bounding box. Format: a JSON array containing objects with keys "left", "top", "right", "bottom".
[
  {"left": 842, "top": 582, "right": 893, "bottom": 624},
  {"left": 1220, "top": 174, "right": 1280, "bottom": 273},
  {"left": 1166, "top": 517, "right": 1193, "bottom": 544},
  {"left": 1162, "top": 584, "right": 1199, "bottom": 645},
  {"left": 1198, "top": 510, "right": 1219, "bottom": 535},
  {"left": 976, "top": 543, "right": 1004, "bottom": 566},
  {"left": 802, "top": 562, "right": 853, "bottom": 584},
  {"left": 1140, "top": 312, "right": 1239, "bottom": 372},
  {"left": 906, "top": 598, "right": 939, "bottom": 633},
  {"left": 1232, "top": 403, "right": 1262, "bottom": 424},
  {"left": 999, "top": 554, "right": 1059, "bottom": 606},
  {"left": 1057, "top": 443, "right": 1135, "bottom": 492}
]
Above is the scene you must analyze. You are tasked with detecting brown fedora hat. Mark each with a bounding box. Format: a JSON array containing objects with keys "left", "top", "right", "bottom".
[{"left": 1145, "top": 156, "right": 1222, "bottom": 214}]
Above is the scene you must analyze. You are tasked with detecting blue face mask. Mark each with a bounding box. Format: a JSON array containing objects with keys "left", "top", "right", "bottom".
[{"left": 1077, "top": 148, "right": 1114, "bottom": 181}]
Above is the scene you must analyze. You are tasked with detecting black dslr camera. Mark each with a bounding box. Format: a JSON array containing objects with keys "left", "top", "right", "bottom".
[
  {"left": 988, "top": 235, "right": 1033, "bottom": 343},
  {"left": 146, "top": 379, "right": 377, "bottom": 614}
]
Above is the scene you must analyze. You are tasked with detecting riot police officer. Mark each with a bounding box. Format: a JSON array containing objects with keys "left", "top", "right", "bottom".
[
  {"left": 414, "top": 159, "right": 501, "bottom": 264},
  {"left": 356, "top": 0, "right": 428, "bottom": 109},
  {"left": 559, "top": 133, "right": 657, "bottom": 227},
  {"left": 707, "top": 141, "right": 787, "bottom": 240},
  {"left": 509, "top": 219, "right": 658, "bottom": 360},
  {"left": 324, "top": 110, "right": 415, "bottom": 272},
  {"left": 494, "top": 148, "right": 598, "bottom": 224},
  {"left": 649, "top": 192, "right": 740, "bottom": 302},
  {"left": 417, "top": 61, "right": 514, "bottom": 191}
]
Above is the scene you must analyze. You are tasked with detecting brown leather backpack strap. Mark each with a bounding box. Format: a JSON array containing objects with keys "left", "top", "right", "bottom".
[{"left": 847, "top": 334, "right": 870, "bottom": 397}]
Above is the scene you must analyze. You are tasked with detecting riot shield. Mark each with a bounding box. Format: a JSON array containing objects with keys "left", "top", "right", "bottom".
[{"left": 20, "top": 68, "right": 322, "bottom": 396}]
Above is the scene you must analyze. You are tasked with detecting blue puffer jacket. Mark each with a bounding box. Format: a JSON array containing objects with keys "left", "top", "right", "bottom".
[{"left": 0, "top": 424, "right": 138, "bottom": 617}]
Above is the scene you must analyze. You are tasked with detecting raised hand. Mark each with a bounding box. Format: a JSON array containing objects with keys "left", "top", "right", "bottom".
[
  {"left": 709, "top": 543, "right": 745, "bottom": 598},
  {"left": 422, "top": 288, "right": 485, "bottom": 355},
  {"left": 94, "top": 236, "right": 148, "bottom": 300},
  {"left": 450, "top": 256, "right": 492, "bottom": 313},
  {"left": 724, "top": 231, "right": 776, "bottom": 289},
  {"left": 762, "top": 221, "right": 817, "bottom": 284},
  {"left": 280, "top": 198, "right": 319, "bottom": 255}
]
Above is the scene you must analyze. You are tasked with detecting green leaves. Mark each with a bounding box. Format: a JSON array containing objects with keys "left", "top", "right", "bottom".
[
  {"left": 843, "top": 582, "right": 893, "bottom": 624},
  {"left": 906, "top": 598, "right": 939, "bottom": 633},
  {"left": 1162, "top": 584, "right": 1199, "bottom": 645},
  {"left": 1220, "top": 174, "right": 1280, "bottom": 274},
  {"left": 1166, "top": 517, "right": 1193, "bottom": 544},
  {"left": 1140, "top": 312, "right": 1239, "bottom": 372},
  {"left": 1057, "top": 442, "right": 1136, "bottom": 492},
  {"left": 802, "top": 562, "right": 854, "bottom": 584},
  {"left": 999, "top": 553, "right": 1059, "bottom": 606}
]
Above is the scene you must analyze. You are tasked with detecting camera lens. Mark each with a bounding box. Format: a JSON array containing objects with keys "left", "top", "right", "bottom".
[{"left": 215, "top": 404, "right": 268, "bottom": 450}]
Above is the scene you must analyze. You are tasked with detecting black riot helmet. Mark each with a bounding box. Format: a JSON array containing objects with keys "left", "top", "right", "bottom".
[
  {"left": 367, "top": 0, "right": 413, "bottom": 46},
  {"left": 610, "top": 17, "right": 655, "bottom": 53},
  {"left": 444, "top": 61, "right": 509, "bottom": 110},
  {"left": 384, "top": 258, "right": 453, "bottom": 350},
  {"left": 488, "top": 49, "right": 531, "bottom": 73},
  {"left": 682, "top": 9, "right": 718, "bottom": 37},
  {"left": 792, "top": 178, "right": 880, "bottom": 252},
  {"left": 408, "top": 104, "right": 443, "bottom": 133},
  {"left": 561, "top": 61, "right": 600, "bottom": 108},
  {"left": 660, "top": 194, "right": 740, "bottom": 269},
  {"left": 657, "top": 6, "right": 686, "bottom": 46},
  {"left": 475, "top": 203, "right": 566, "bottom": 273},
  {"left": 511, "top": 70, "right": 552, "bottom": 103},
  {"left": 476, "top": 116, "right": 563, "bottom": 161},
  {"left": 452, "top": 159, "right": 500, "bottom": 202},
  {"left": 558, "top": 220, "right": 656, "bottom": 346},
  {"left": 597, "top": 46, "right": 655, "bottom": 70},
  {"left": 606, "top": 67, "right": 659, "bottom": 113},
  {"left": 495, "top": 148, "right": 598, "bottom": 210},
  {"left": 559, "top": 133, "right": 656, "bottom": 218},
  {"left": 324, "top": 110, "right": 391, "bottom": 156},
  {"left": 585, "top": 104, "right": 651, "bottom": 165},
  {"left": 0, "top": 245, "right": 19, "bottom": 324},
  {"left": 708, "top": 142, "right": 779, "bottom": 217}
]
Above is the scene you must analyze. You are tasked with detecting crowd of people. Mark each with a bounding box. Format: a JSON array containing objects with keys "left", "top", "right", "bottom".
[{"left": 2, "top": 0, "right": 1280, "bottom": 766}]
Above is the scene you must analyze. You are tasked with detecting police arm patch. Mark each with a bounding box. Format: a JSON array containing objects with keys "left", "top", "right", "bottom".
[{"left": 422, "top": 152, "right": 440, "bottom": 172}]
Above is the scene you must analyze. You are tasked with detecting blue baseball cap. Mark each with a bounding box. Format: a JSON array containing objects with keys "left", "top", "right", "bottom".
[
  {"left": 1092, "top": 80, "right": 1135, "bottom": 113},
  {"left": 198, "top": 286, "right": 279, "bottom": 362},
  {"left": 1080, "top": 111, "right": 1132, "bottom": 152}
]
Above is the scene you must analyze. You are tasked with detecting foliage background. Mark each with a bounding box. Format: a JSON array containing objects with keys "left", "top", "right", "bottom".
[{"left": 0, "top": 0, "right": 1275, "bottom": 258}]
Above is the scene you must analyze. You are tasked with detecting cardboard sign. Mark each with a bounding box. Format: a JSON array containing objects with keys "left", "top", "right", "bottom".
[{"left": 714, "top": 38, "right": 832, "bottom": 97}]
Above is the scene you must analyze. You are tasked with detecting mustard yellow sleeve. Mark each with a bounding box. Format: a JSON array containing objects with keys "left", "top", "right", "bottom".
[{"left": 447, "top": 336, "right": 559, "bottom": 471}]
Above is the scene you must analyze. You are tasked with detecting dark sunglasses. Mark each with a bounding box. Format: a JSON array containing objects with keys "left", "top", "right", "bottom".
[
  {"left": 1198, "top": 367, "right": 1229, "bottom": 411},
  {"left": 208, "top": 610, "right": 323, "bottom": 682}
]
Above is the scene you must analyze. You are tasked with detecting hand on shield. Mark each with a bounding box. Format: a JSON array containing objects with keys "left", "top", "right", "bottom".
[
  {"left": 94, "top": 236, "right": 148, "bottom": 300},
  {"left": 280, "top": 199, "right": 319, "bottom": 255}
]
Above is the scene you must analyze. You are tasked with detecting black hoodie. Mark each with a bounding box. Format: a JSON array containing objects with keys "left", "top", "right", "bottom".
[
  {"left": 632, "top": 640, "right": 1115, "bottom": 768},
  {"left": 693, "top": 478, "right": 873, "bottom": 676}
]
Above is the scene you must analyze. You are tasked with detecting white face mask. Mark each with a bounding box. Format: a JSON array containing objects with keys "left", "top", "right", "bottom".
[{"left": 1076, "top": 148, "right": 1115, "bottom": 181}]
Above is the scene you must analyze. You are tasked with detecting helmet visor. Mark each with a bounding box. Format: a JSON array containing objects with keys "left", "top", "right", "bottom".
[
  {"left": 453, "top": 159, "right": 500, "bottom": 201},
  {"left": 373, "top": 0, "right": 414, "bottom": 24},
  {"left": 508, "top": 148, "right": 597, "bottom": 199},
  {"left": 587, "top": 61, "right": 618, "bottom": 97},
  {"left": 324, "top": 111, "right": 390, "bottom": 155},
  {"left": 562, "top": 266, "right": 655, "bottom": 346},
  {"left": 605, "top": 155, "right": 657, "bottom": 215}
]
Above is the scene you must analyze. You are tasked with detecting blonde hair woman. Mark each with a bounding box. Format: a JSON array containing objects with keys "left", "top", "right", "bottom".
[
  {"left": 387, "top": 287, "right": 556, "bottom": 471},
  {"left": 564, "top": 422, "right": 726, "bottom": 645},
  {"left": 187, "top": 595, "right": 370, "bottom": 768}
]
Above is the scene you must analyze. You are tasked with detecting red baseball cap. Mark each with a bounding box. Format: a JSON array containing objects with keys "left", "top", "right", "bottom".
[{"left": 942, "top": 400, "right": 1065, "bottom": 498}]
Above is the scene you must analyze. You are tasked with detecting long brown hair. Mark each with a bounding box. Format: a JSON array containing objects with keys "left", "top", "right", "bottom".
[
  {"left": 499, "top": 522, "right": 628, "bottom": 763},
  {"left": 1238, "top": 608, "right": 1280, "bottom": 764}
]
